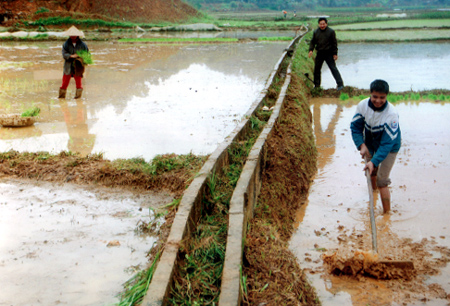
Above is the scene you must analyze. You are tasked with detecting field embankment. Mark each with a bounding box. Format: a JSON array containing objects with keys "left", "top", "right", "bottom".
[{"left": 333, "top": 18, "right": 450, "bottom": 42}]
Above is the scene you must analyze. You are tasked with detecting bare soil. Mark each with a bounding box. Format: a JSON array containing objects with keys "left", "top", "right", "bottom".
[{"left": 1, "top": 0, "right": 199, "bottom": 26}]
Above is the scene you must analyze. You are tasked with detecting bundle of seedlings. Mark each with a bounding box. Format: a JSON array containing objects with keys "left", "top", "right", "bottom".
[{"left": 76, "top": 50, "right": 94, "bottom": 65}]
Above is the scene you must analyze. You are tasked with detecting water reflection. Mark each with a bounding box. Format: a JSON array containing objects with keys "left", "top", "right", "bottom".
[
  {"left": 0, "top": 41, "right": 288, "bottom": 160},
  {"left": 291, "top": 98, "right": 450, "bottom": 305},
  {"left": 60, "top": 100, "right": 96, "bottom": 155},
  {"left": 312, "top": 101, "right": 343, "bottom": 171},
  {"left": 320, "top": 42, "right": 450, "bottom": 91}
]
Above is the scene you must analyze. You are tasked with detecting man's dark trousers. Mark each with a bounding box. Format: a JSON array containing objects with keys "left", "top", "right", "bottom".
[{"left": 313, "top": 51, "right": 343, "bottom": 88}]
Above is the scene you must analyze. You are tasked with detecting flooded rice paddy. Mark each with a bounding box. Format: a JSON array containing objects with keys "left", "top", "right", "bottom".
[
  {"left": 0, "top": 39, "right": 289, "bottom": 160},
  {"left": 1, "top": 38, "right": 450, "bottom": 305},
  {"left": 320, "top": 42, "right": 450, "bottom": 91},
  {"left": 290, "top": 98, "right": 450, "bottom": 305}
]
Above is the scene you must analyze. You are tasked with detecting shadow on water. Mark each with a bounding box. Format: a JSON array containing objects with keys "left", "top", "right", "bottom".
[{"left": 291, "top": 97, "right": 450, "bottom": 305}]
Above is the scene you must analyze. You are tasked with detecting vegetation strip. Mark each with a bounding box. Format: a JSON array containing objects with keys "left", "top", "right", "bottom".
[
  {"left": 339, "top": 92, "right": 450, "bottom": 103},
  {"left": 333, "top": 19, "right": 450, "bottom": 30},
  {"left": 118, "top": 37, "right": 238, "bottom": 43},
  {"left": 117, "top": 250, "right": 162, "bottom": 306},
  {"left": 168, "top": 111, "right": 266, "bottom": 304},
  {"left": 337, "top": 29, "right": 450, "bottom": 42},
  {"left": 0, "top": 151, "right": 206, "bottom": 194}
]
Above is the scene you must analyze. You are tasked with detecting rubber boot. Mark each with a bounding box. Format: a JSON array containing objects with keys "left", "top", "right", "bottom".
[
  {"left": 74, "top": 88, "right": 83, "bottom": 99},
  {"left": 58, "top": 88, "right": 66, "bottom": 99}
]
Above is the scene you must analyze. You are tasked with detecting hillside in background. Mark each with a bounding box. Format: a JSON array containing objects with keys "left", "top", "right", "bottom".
[{"left": 0, "top": 0, "right": 200, "bottom": 25}]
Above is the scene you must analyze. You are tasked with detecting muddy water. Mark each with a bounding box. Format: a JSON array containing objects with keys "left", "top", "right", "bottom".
[
  {"left": 320, "top": 42, "right": 450, "bottom": 91},
  {"left": 0, "top": 179, "right": 173, "bottom": 305},
  {"left": 290, "top": 98, "right": 450, "bottom": 305},
  {"left": 0, "top": 40, "right": 288, "bottom": 160}
]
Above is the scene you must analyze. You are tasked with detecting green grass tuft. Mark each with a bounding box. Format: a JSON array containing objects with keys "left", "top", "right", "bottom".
[
  {"left": 117, "top": 250, "right": 161, "bottom": 306},
  {"left": 258, "top": 36, "right": 293, "bottom": 41},
  {"left": 21, "top": 106, "right": 40, "bottom": 117},
  {"left": 339, "top": 93, "right": 349, "bottom": 101}
]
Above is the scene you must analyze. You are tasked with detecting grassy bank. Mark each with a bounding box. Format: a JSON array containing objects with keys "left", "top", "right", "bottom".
[
  {"left": 334, "top": 18, "right": 450, "bottom": 30},
  {"left": 337, "top": 28, "right": 450, "bottom": 42},
  {"left": 0, "top": 150, "right": 206, "bottom": 194},
  {"left": 339, "top": 91, "right": 450, "bottom": 103}
]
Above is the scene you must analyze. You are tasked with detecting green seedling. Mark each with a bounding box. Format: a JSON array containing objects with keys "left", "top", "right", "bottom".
[
  {"left": 21, "top": 106, "right": 40, "bottom": 117},
  {"left": 76, "top": 50, "right": 94, "bottom": 65}
]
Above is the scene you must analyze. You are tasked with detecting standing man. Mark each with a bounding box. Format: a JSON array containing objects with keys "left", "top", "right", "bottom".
[
  {"left": 351, "top": 80, "right": 401, "bottom": 214},
  {"left": 58, "top": 25, "right": 89, "bottom": 99},
  {"left": 308, "top": 17, "right": 344, "bottom": 90}
]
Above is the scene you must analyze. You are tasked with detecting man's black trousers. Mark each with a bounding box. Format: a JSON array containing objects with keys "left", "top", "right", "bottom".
[{"left": 313, "top": 51, "right": 344, "bottom": 88}]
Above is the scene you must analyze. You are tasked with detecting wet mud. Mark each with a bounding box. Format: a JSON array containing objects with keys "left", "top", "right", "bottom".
[
  {"left": 0, "top": 178, "right": 174, "bottom": 305},
  {"left": 290, "top": 97, "right": 450, "bottom": 305}
]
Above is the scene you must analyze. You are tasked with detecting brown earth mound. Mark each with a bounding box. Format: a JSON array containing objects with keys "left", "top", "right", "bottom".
[
  {"left": 243, "top": 73, "right": 320, "bottom": 305},
  {"left": 0, "top": 151, "right": 206, "bottom": 197},
  {"left": 1, "top": 0, "right": 199, "bottom": 25}
]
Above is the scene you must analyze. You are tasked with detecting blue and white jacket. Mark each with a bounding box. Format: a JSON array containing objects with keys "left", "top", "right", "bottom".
[{"left": 351, "top": 98, "right": 401, "bottom": 167}]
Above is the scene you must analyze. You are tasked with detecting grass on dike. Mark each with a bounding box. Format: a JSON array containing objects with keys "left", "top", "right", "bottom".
[
  {"left": 23, "top": 14, "right": 303, "bottom": 30},
  {"left": 339, "top": 92, "right": 450, "bottom": 103},
  {"left": 334, "top": 18, "right": 450, "bottom": 30},
  {"left": 118, "top": 37, "right": 238, "bottom": 43},
  {"left": 168, "top": 112, "right": 269, "bottom": 305},
  {"left": 337, "top": 28, "right": 450, "bottom": 42}
]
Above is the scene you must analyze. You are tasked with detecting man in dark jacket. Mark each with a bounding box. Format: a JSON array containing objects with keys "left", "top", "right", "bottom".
[
  {"left": 58, "top": 26, "right": 89, "bottom": 99},
  {"left": 308, "top": 17, "right": 344, "bottom": 90}
]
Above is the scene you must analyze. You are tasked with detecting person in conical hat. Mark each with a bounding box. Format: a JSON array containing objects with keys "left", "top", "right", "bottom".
[{"left": 58, "top": 26, "right": 89, "bottom": 99}]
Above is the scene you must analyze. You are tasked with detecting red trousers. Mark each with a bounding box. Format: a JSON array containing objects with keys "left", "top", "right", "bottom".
[{"left": 60, "top": 74, "right": 82, "bottom": 90}]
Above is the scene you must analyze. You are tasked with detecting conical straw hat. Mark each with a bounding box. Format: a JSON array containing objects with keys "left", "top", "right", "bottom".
[{"left": 64, "top": 25, "right": 85, "bottom": 38}]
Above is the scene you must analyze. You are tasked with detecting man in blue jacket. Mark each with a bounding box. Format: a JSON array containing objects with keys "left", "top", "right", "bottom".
[
  {"left": 308, "top": 17, "right": 344, "bottom": 90},
  {"left": 351, "top": 79, "right": 401, "bottom": 213}
]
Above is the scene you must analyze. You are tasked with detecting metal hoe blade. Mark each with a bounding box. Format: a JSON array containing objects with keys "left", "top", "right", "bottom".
[{"left": 365, "top": 160, "right": 414, "bottom": 270}]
